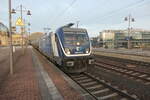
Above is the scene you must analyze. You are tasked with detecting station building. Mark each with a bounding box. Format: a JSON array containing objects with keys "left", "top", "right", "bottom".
[
  {"left": 0, "top": 22, "right": 9, "bottom": 46},
  {"left": 101, "top": 30, "right": 127, "bottom": 48},
  {"left": 100, "top": 29, "right": 150, "bottom": 49},
  {"left": 0, "top": 23, "right": 27, "bottom": 46},
  {"left": 12, "top": 34, "right": 26, "bottom": 46},
  {"left": 0, "top": 33, "right": 26, "bottom": 46}
]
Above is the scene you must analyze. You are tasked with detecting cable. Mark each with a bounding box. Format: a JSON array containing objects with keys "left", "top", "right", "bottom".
[
  {"left": 51, "top": 0, "right": 149, "bottom": 31},
  {"left": 51, "top": 0, "right": 77, "bottom": 26},
  {"left": 84, "top": 0, "right": 150, "bottom": 35},
  {"left": 89, "top": 0, "right": 150, "bottom": 24},
  {"left": 101, "top": 0, "right": 150, "bottom": 25}
]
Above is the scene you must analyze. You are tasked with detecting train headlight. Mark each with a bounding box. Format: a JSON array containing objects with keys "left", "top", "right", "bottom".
[
  {"left": 76, "top": 42, "right": 80, "bottom": 46},
  {"left": 65, "top": 48, "right": 71, "bottom": 54},
  {"left": 86, "top": 48, "right": 90, "bottom": 54}
]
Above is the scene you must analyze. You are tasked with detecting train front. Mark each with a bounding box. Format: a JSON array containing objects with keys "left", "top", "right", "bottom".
[{"left": 60, "top": 26, "right": 94, "bottom": 73}]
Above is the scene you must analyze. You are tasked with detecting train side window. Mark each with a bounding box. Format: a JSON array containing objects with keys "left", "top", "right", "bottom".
[
  {"left": 55, "top": 34, "right": 58, "bottom": 43},
  {"left": 55, "top": 34, "right": 62, "bottom": 56}
]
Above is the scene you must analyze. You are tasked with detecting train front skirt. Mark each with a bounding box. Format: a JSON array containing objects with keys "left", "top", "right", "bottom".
[{"left": 61, "top": 56, "right": 94, "bottom": 73}]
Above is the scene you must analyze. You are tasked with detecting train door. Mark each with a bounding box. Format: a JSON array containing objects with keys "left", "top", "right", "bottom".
[{"left": 51, "top": 33, "right": 59, "bottom": 57}]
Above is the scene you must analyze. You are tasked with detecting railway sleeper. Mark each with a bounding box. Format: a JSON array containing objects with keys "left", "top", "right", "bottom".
[
  {"left": 139, "top": 74, "right": 147, "bottom": 78},
  {"left": 131, "top": 72, "right": 139, "bottom": 75},
  {"left": 145, "top": 82, "right": 150, "bottom": 85},
  {"left": 87, "top": 85, "right": 103, "bottom": 90},
  {"left": 92, "top": 88, "right": 110, "bottom": 95},
  {"left": 74, "top": 76, "right": 88, "bottom": 81},
  {"left": 119, "top": 69, "right": 128, "bottom": 72},
  {"left": 81, "top": 81, "right": 97, "bottom": 87},
  {"left": 126, "top": 71, "right": 134, "bottom": 74},
  {"left": 147, "top": 77, "right": 150, "bottom": 80},
  {"left": 135, "top": 79, "right": 143, "bottom": 82},
  {"left": 78, "top": 79, "right": 93, "bottom": 83},
  {"left": 98, "top": 92, "right": 118, "bottom": 100},
  {"left": 71, "top": 74, "right": 85, "bottom": 78},
  {"left": 120, "top": 98, "right": 128, "bottom": 100}
]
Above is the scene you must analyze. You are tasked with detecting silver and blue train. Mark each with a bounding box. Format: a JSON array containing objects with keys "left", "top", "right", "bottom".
[{"left": 32, "top": 23, "right": 94, "bottom": 73}]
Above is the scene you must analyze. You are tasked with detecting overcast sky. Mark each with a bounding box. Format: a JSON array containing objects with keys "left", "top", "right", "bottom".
[{"left": 0, "top": 0, "right": 150, "bottom": 37}]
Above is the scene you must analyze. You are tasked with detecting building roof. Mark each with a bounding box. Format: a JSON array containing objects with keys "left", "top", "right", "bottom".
[{"left": 102, "top": 29, "right": 150, "bottom": 33}]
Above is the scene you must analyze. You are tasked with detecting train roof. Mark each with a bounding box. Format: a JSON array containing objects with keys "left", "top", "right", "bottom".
[
  {"left": 62, "top": 27, "right": 87, "bottom": 33},
  {"left": 56, "top": 23, "right": 87, "bottom": 33}
]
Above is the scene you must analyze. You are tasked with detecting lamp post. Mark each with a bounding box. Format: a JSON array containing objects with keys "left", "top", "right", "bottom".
[
  {"left": 12, "top": 5, "right": 31, "bottom": 53},
  {"left": 8, "top": 0, "right": 13, "bottom": 75},
  {"left": 28, "top": 22, "right": 31, "bottom": 44},
  {"left": 76, "top": 21, "right": 80, "bottom": 28},
  {"left": 124, "top": 14, "right": 135, "bottom": 49}
]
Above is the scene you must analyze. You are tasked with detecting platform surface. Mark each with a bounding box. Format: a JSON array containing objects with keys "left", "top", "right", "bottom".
[{"left": 0, "top": 47, "right": 95, "bottom": 100}]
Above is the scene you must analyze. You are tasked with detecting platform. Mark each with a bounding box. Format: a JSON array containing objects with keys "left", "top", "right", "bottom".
[
  {"left": 93, "top": 48, "right": 150, "bottom": 63},
  {"left": 0, "top": 47, "right": 95, "bottom": 100}
]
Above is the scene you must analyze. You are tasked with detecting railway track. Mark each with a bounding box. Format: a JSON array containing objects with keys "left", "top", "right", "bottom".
[
  {"left": 34, "top": 48, "right": 143, "bottom": 99},
  {"left": 94, "top": 55, "right": 150, "bottom": 74},
  {"left": 94, "top": 55, "right": 150, "bottom": 67},
  {"left": 95, "top": 56, "right": 150, "bottom": 74},
  {"left": 70, "top": 72, "right": 139, "bottom": 100},
  {"left": 94, "top": 58, "right": 150, "bottom": 85}
]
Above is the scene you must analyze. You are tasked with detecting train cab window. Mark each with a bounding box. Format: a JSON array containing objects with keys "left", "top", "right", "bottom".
[{"left": 64, "top": 32, "right": 89, "bottom": 46}]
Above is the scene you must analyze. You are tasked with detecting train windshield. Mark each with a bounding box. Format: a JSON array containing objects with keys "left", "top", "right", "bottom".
[{"left": 64, "top": 32, "right": 89, "bottom": 46}]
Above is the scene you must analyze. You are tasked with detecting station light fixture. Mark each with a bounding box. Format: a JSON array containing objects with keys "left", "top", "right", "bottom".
[
  {"left": 131, "top": 18, "right": 135, "bottom": 22},
  {"left": 124, "top": 14, "right": 135, "bottom": 49},
  {"left": 11, "top": 8, "right": 16, "bottom": 13},
  {"left": 27, "top": 10, "right": 31, "bottom": 15},
  {"left": 124, "top": 17, "right": 128, "bottom": 21}
]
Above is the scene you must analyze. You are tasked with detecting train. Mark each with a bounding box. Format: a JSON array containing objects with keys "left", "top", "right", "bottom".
[{"left": 31, "top": 23, "right": 94, "bottom": 73}]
